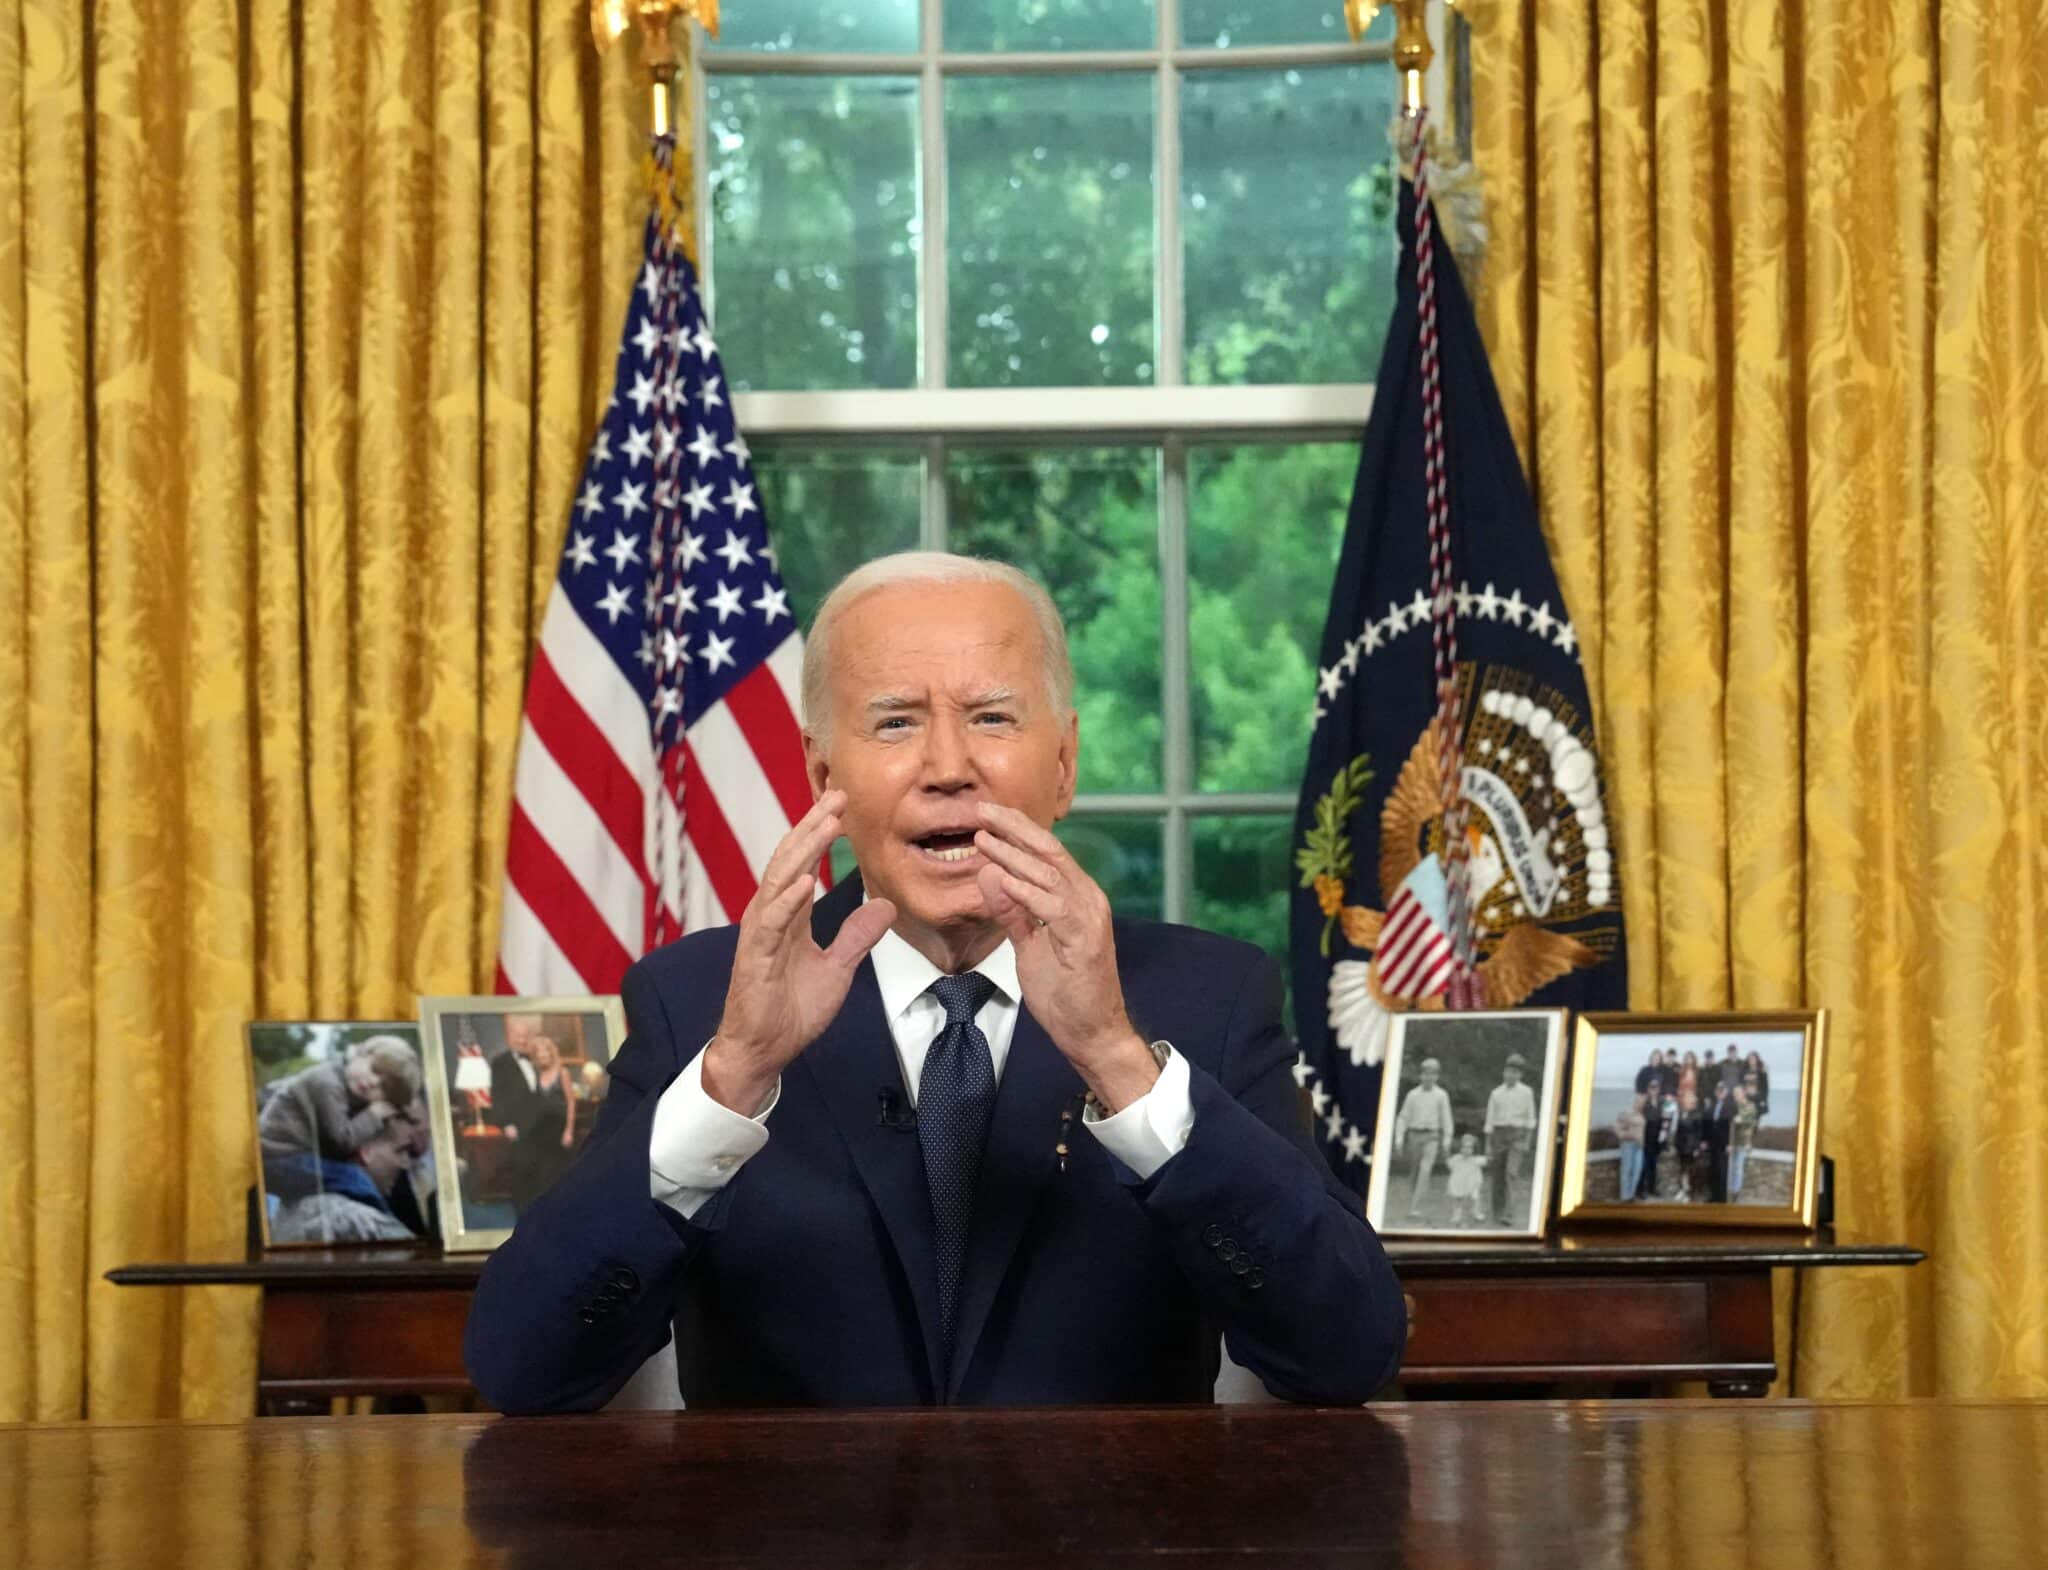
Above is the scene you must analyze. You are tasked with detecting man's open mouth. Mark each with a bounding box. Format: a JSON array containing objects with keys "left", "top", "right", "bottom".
[{"left": 912, "top": 830, "right": 980, "bottom": 864}]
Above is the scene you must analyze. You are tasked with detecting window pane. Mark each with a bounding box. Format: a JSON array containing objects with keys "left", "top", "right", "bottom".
[
  {"left": 751, "top": 446, "right": 923, "bottom": 628},
  {"left": 945, "top": 446, "right": 1162, "bottom": 793},
  {"left": 946, "top": 0, "right": 1155, "bottom": 51},
  {"left": 947, "top": 75, "right": 1155, "bottom": 387},
  {"left": 1187, "top": 442, "right": 1351, "bottom": 792},
  {"left": 707, "top": 75, "right": 921, "bottom": 391},
  {"left": 1180, "top": 2, "right": 1388, "bottom": 48},
  {"left": 1190, "top": 814, "right": 1297, "bottom": 1022},
  {"left": 714, "top": 0, "right": 920, "bottom": 52},
  {"left": 1181, "top": 65, "right": 1400, "bottom": 384},
  {"left": 1058, "top": 816, "right": 1164, "bottom": 921}
]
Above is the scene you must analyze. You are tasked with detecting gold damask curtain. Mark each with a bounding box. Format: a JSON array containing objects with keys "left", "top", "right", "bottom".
[
  {"left": 0, "top": 0, "right": 650, "bottom": 1420},
  {"left": 1470, "top": 0, "right": 2048, "bottom": 1395}
]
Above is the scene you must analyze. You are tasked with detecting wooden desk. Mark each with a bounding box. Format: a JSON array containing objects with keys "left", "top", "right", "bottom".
[
  {"left": 108, "top": 1230, "right": 1921, "bottom": 1408},
  {"left": 2, "top": 1402, "right": 2039, "bottom": 1568}
]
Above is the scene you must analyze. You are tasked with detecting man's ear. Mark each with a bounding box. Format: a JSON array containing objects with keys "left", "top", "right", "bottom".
[
  {"left": 1052, "top": 708, "right": 1080, "bottom": 820},
  {"left": 804, "top": 730, "right": 831, "bottom": 800}
]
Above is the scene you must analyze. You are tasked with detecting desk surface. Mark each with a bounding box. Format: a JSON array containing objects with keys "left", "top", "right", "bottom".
[
  {"left": 2, "top": 1401, "right": 2036, "bottom": 1569},
  {"left": 106, "top": 1226, "right": 1923, "bottom": 1287}
]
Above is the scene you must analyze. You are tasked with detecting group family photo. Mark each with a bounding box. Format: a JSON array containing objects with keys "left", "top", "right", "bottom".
[
  {"left": 1574, "top": 1024, "right": 1809, "bottom": 1211},
  {"left": 1366, "top": 1011, "right": 1568, "bottom": 1239}
]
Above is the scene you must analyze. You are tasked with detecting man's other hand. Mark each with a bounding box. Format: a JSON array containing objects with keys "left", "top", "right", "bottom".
[
  {"left": 701, "top": 789, "right": 898, "bottom": 1114},
  {"left": 972, "top": 801, "right": 1160, "bottom": 1113}
]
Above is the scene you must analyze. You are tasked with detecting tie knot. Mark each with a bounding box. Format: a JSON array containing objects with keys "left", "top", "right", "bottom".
[{"left": 929, "top": 970, "right": 997, "bottom": 1026}]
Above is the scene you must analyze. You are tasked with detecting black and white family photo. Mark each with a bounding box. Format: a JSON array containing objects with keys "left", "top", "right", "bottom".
[
  {"left": 421, "top": 997, "right": 622, "bottom": 1250},
  {"left": 247, "top": 1021, "right": 436, "bottom": 1246},
  {"left": 1366, "top": 1010, "right": 1567, "bottom": 1239}
]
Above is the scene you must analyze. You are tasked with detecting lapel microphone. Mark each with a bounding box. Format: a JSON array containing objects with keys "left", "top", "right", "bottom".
[{"left": 876, "top": 1088, "right": 917, "bottom": 1130}]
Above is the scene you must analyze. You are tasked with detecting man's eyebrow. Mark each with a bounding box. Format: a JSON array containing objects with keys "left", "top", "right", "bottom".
[
  {"left": 967, "top": 686, "right": 1019, "bottom": 708},
  {"left": 863, "top": 693, "right": 923, "bottom": 715}
]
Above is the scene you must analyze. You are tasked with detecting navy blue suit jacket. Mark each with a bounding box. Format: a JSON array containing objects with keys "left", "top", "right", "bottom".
[{"left": 464, "top": 875, "right": 1407, "bottom": 1410}]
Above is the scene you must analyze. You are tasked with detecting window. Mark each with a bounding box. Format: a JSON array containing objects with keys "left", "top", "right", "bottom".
[{"left": 697, "top": 0, "right": 1467, "bottom": 984}]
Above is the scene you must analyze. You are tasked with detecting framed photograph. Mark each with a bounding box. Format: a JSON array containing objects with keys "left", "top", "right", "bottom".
[
  {"left": 1365, "top": 1009, "right": 1570, "bottom": 1240},
  {"left": 1559, "top": 1010, "right": 1828, "bottom": 1228},
  {"left": 246, "top": 1021, "right": 435, "bottom": 1247},
  {"left": 420, "top": 994, "right": 625, "bottom": 1252}
]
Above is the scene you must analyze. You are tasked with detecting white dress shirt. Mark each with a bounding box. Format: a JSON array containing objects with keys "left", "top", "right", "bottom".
[{"left": 649, "top": 924, "right": 1196, "bottom": 1218}]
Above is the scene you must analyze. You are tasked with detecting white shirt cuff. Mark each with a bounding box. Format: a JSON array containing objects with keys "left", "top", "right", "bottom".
[
  {"left": 648, "top": 1047, "right": 778, "bottom": 1219},
  {"left": 1082, "top": 1044, "right": 1194, "bottom": 1181}
]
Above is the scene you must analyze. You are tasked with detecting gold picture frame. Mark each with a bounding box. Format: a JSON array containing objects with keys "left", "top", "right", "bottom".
[
  {"left": 1559, "top": 1010, "right": 1828, "bottom": 1228},
  {"left": 420, "top": 993, "right": 626, "bottom": 1253}
]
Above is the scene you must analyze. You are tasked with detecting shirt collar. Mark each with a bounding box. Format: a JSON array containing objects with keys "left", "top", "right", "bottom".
[{"left": 864, "top": 898, "right": 1018, "bottom": 1024}]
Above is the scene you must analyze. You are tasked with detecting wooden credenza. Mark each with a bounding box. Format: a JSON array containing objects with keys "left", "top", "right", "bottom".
[{"left": 109, "top": 1229, "right": 1921, "bottom": 1408}]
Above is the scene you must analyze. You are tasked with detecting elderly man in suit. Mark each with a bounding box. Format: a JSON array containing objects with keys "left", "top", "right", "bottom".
[{"left": 464, "top": 553, "right": 1406, "bottom": 1410}]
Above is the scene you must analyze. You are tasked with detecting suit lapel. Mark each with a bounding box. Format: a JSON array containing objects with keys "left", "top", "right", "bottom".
[
  {"left": 948, "top": 1004, "right": 1081, "bottom": 1397},
  {"left": 796, "top": 873, "right": 946, "bottom": 1397}
]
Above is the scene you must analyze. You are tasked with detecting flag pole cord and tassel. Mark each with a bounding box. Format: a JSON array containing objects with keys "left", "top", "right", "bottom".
[
  {"left": 1356, "top": 0, "right": 1482, "bottom": 1007},
  {"left": 1410, "top": 106, "right": 1480, "bottom": 1010}
]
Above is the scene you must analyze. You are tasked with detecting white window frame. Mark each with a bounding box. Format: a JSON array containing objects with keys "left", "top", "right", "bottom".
[{"left": 692, "top": 0, "right": 1467, "bottom": 923}]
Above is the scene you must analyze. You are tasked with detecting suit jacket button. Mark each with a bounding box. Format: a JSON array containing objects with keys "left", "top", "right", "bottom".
[
  {"left": 1202, "top": 1225, "right": 1224, "bottom": 1247},
  {"left": 1215, "top": 1238, "right": 1239, "bottom": 1261},
  {"left": 578, "top": 1307, "right": 599, "bottom": 1324},
  {"left": 1229, "top": 1255, "right": 1252, "bottom": 1276},
  {"left": 611, "top": 1267, "right": 639, "bottom": 1291},
  {"left": 1245, "top": 1268, "right": 1266, "bottom": 1290}
]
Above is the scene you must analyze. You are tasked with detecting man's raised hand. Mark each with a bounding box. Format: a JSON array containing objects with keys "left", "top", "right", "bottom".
[
  {"left": 972, "top": 801, "right": 1161, "bottom": 1114},
  {"left": 700, "top": 790, "right": 897, "bottom": 1114}
]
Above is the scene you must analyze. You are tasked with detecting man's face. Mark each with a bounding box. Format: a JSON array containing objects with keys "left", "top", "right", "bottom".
[
  {"left": 1503, "top": 1066, "right": 1522, "bottom": 1086},
  {"left": 503, "top": 1015, "right": 540, "bottom": 1057},
  {"left": 1420, "top": 1066, "right": 1439, "bottom": 1087},
  {"left": 805, "top": 580, "right": 1078, "bottom": 940}
]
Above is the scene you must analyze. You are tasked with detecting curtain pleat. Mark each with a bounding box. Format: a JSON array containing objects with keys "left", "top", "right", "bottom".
[
  {"left": 1, "top": 0, "right": 642, "bottom": 1419},
  {"left": 1473, "top": 0, "right": 2048, "bottom": 1395}
]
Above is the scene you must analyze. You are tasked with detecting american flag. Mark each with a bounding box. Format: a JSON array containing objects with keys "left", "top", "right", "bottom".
[{"left": 497, "top": 144, "right": 818, "bottom": 996}]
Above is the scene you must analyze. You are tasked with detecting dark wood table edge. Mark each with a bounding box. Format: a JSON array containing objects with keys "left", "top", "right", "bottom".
[
  {"left": 10, "top": 1395, "right": 2044, "bottom": 1437},
  {"left": 104, "top": 1232, "right": 1928, "bottom": 1289}
]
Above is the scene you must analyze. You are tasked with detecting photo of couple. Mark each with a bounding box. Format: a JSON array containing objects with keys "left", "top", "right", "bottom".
[{"left": 423, "top": 996, "right": 623, "bottom": 1250}]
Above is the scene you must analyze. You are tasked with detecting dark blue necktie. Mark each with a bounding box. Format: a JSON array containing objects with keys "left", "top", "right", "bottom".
[{"left": 917, "top": 970, "right": 998, "bottom": 1368}]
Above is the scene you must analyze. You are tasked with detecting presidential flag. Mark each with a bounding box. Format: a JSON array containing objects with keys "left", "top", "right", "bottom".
[
  {"left": 1290, "top": 166, "right": 1629, "bottom": 1185},
  {"left": 497, "top": 140, "right": 817, "bottom": 997}
]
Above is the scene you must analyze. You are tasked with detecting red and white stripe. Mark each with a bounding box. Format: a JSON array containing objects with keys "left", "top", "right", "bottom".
[
  {"left": 497, "top": 613, "right": 812, "bottom": 997},
  {"left": 1372, "top": 883, "right": 1456, "bottom": 1002}
]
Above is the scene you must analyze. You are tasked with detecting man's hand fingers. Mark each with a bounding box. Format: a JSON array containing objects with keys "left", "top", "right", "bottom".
[
  {"left": 976, "top": 867, "right": 1040, "bottom": 948},
  {"left": 759, "top": 790, "right": 847, "bottom": 894},
  {"left": 971, "top": 828, "right": 1060, "bottom": 890},
  {"left": 992, "top": 869, "right": 1064, "bottom": 928},
  {"left": 975, "top": 801, "right": 1074, "bottom": 868},
  {"left": 824, "top": 896, "right": 897, "bottom": 972},
  {"left": 750, "top": 870, "right": 816, "bottom": 943}
]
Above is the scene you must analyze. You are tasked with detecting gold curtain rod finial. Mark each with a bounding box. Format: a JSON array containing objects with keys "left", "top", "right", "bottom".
[
  {"left": 1350, "top": 0, "right": 1451, "bottom": 115},
  {"left": 589, "top": 0, "right": 721, "bottom": 60}
]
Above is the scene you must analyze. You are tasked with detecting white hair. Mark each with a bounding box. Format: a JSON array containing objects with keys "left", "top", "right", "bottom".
[{"left": 799, "top": 551, "right": 1075, "bottom": 741}]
